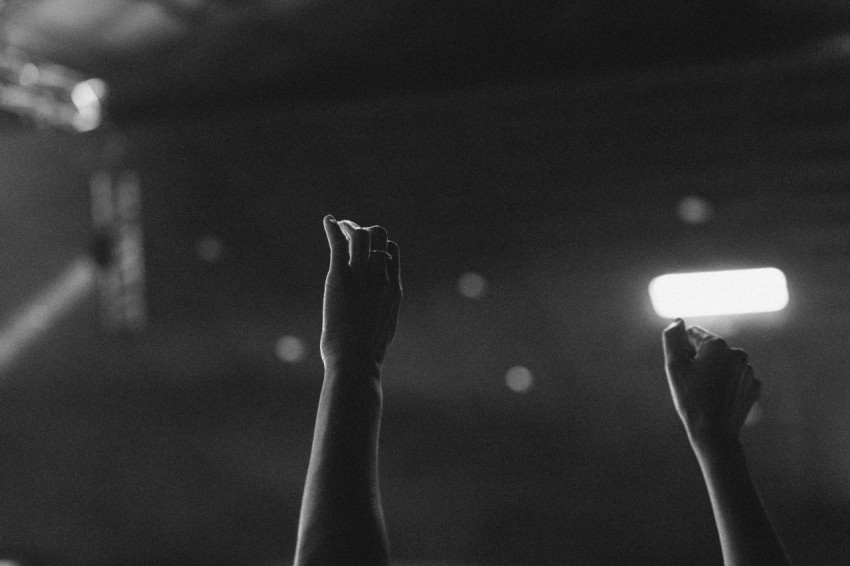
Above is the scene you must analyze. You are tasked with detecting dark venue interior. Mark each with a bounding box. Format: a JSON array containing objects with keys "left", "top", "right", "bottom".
[{"left": 1, "top": 1, "right": 849, "bottom": 564}]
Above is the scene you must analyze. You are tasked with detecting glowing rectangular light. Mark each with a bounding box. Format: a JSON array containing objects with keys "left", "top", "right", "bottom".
[{"left": 648, "top": 268, "right": 789, "bottom": 318}]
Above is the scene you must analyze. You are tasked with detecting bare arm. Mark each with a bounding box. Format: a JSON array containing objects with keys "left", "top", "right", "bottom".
[
  {"left": 294, "top": 216, "right": 401, "bottom": 566},
  {"left": 662, "top": 320, "right": 790, "bottom": 566}
]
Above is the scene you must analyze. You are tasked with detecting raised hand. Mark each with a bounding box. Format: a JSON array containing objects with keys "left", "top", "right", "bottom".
[
  {"left": 321, "top": 215, "right": 402, "bottom": 367},
  {"left": 661, "top": 319, "right": 790, "bottom": 566},
  {"left": 294, "top": 215, "right": 400, "bottom": 566},
  {"left": 662, "top": 319, "right": 760, "bottom": 446}
]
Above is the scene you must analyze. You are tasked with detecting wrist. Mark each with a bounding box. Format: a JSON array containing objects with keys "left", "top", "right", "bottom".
[
  {"left": 323, "top": 355, "right": 382, "bottom": 378},
  {"left": 689, "top": 429, "right": 743, "bottom": 461}
]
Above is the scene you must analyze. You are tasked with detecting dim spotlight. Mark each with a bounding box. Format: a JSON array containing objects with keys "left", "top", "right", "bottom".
[
  {"left": 676, "top": 196, "right": 714, "bottom": 225},
  {"left": 195, "top": 235, "right": 225, "bottom": 264},
  {"left": 457, "top": 272, "right": 487, "bottom": 299},
  {"left": 275, "top": 335, "right": 308, "bottom": 364},
  {"left": 649, "top": 268, "right": 788, "bottom": 318},
  {"left": 505, "top": 366, "right": 533, "bottom": 393}
]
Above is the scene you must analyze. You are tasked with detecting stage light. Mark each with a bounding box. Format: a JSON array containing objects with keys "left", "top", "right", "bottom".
[
  {"left": 70, "top": 78, "right": 107, "bottom": 132},
  {"left": 0, "top": 258, "right": 95, "bottom": 370},
  {"left": 0, "top": 46, "right": 108, "bottom": 132},
  {"left": 648, "top": 268, "right": 788, "bottom": 318},
  {"left": 275, "top": 335, "right": 307, "bottom": 364},
  {"left": 457, "top": 272, "right": 487, "bottom": 299},
  {"left": 505, "top": 366, "right": 533, "bottom": 393}
]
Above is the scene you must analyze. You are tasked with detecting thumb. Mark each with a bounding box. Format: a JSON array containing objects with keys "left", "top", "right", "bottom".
[
  {"left": 662, "top": 319, "right": 695, "bottom": 370},
  {"left": 323, "top": 215, "right": 348, "bottom": 270}
]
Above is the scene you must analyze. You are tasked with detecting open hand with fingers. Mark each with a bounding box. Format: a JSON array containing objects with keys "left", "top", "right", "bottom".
[
  {"left": 662, "top": 319, "right": 761, "bottom": 447},
  {"left": 321, "top": 215, "right": 402, "bottom": 369}
]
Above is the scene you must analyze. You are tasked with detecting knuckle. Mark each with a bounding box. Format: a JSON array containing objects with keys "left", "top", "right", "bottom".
[
  {"left": 703, "top": 337, "right": 728, "bottom": 354},
  {"left": 729, "top": 348, "right": 748, "bottom": 362}
]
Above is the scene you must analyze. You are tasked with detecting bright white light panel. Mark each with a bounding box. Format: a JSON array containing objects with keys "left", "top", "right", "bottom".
[{"left": 649, "top": 268, "right": 789, "bottom": 318}]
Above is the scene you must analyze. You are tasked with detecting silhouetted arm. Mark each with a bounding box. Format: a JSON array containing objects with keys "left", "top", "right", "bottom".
[
  {"left": 294, "top": 216, "right": 401, "bottom": 566},
  {"left": 662, "top": 320, "right": 790, "bottom": 566}
]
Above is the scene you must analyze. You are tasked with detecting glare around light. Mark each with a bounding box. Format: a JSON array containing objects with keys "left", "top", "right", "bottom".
[
  {"left": 505, "top": 366, "right": 534, "bottom": 393},
  {"left": 275, "top": 335, "right": 308, "bottom": 364},
  {"left": 458, "top": 272, "right": 487, "bottom": 299},
  {"left": 648, "top": 268, "right": 788, "bottom": 318}
]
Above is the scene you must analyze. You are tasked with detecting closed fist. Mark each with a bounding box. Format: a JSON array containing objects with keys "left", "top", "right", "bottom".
[
  {"left": 662, "top": 320, "right": 761, "bottom": 445},
  {"left": 320, "top": 215, "right": 402, "bottom": 368}
]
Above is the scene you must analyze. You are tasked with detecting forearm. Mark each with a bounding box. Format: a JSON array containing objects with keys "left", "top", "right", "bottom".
[
  {"left": 294, "top": 360, "right": 389, "bottom": 566},
  {"left": 692, "top": 435, "right": 790, "bottom": 566}
]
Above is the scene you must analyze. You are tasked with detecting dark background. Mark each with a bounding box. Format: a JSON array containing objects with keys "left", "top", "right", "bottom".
[{"left": 1, "top": 1, "right": 850, "bottom": 564}]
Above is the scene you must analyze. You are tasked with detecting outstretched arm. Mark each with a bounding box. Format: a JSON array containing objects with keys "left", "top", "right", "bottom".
[
  {"left": 294, "top": 215, "right": 402, "bottom": 566},
  {"left": 662, "top": 320, "right": 790, "bottom": 566}
]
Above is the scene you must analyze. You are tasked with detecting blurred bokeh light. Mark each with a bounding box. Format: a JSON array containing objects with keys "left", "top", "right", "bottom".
[
  {"left": 457, "top": 272, "right": 487, "bottom": 300},
  {"left": 505, "top": 366, "right": 534, "bottom": 393},
  {"left": 275, "top": 335, "right": 308, "bottom": 364}
]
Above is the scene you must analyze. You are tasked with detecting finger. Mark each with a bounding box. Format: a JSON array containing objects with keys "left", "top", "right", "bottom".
[
  {"left": 662, "top": 319, "right": 695, "bottom": 369},
  {"left": 367, "top": 226, "right": 389, "bottom": 280},
  {"left": 731, "top": 367, "right": 760, "bottom": 432},
  {"left": 738, "top": 378, "right": 762, "bottom": 431},
  {"left": 736, "top": 363, "right": 756, "bottom": 406},
  {"left": 339, "top": 220, "right": 370, "bottom": 272},
  {"left": 323, "top": 215, "right": 348, "bottom": 270},
  {"left": 338, "top": 219, "right": 360, "bottom": 239},
  {"left": 366, "top": 226, "right": 388, "bottom": 251},
  {"left": 687, "top": 325, "right": 719, "bottom": 348},
  {"left": 726, "top": 357, "right": 750, "bottom": 416},
  {"left": 387, "top": 240, "right": 402, "bottom": 294},
  {"left": 729, "top": 348, "right": 748, "bottom": 375},
  {"left": 747, "top": 378, "right": 762, "bottom": 408},
  {"left": 688, "top": 326, "right": 728, "bottom": 358}
]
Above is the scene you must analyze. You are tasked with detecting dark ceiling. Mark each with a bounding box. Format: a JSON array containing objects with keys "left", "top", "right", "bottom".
[
  {"left": 4, "top": 0, "right": 850, "bottom": 119},
  {"left": 2, "top": 2, "right": 850, "bottom": 565}
]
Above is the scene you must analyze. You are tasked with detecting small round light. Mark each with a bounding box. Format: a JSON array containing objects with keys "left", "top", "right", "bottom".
[
  {"left": 676, "top": 196, "right": 714, "bottom": 225},
  {"left": 196, "top": 236, "right": 225, "bottom": 264},
  {"left": 275, "top": 335, "right": 308, "bottom": 364},
  {"left": 505, "top": 366, "right": 533, "bottom": 393},
  {"left": 457, "top": 272, "right": 487, "bottom": 299}
]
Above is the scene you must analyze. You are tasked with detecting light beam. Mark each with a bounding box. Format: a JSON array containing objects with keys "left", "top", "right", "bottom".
[{"left": 0, "top": 258, "right": 95, "bottom": 370}]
